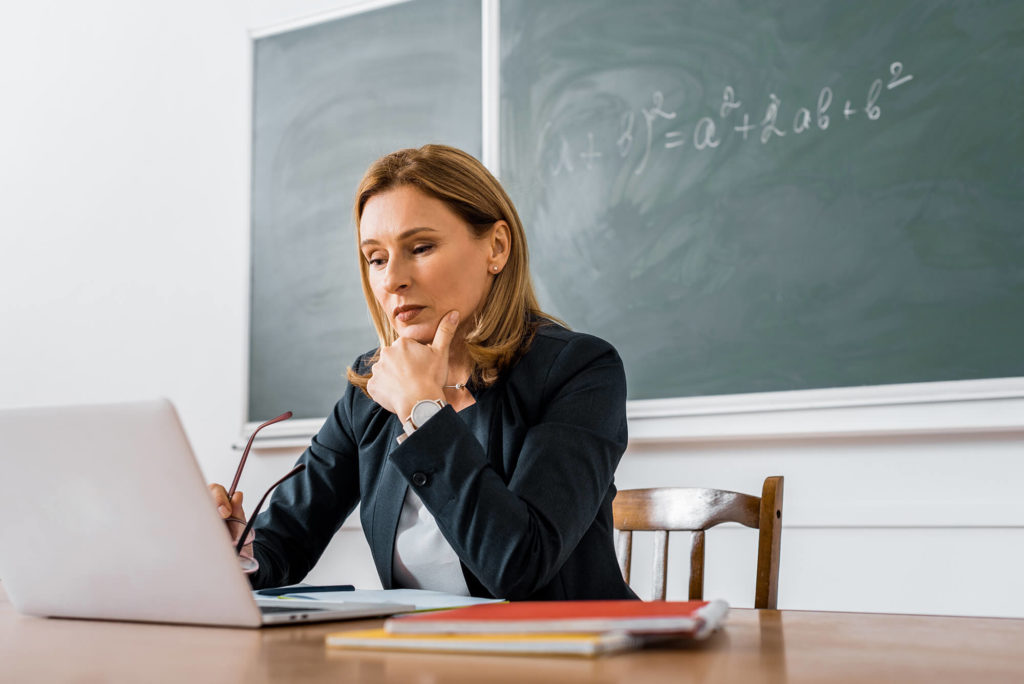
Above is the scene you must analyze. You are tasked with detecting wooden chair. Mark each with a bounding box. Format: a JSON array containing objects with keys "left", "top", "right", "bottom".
[{"left": 613, "top": 476, "right": 783, "bottom": 608}]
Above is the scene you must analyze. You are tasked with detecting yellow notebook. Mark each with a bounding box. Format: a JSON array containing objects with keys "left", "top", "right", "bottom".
[{"left": 326, "top": 628, "right": 644, "bottom": 657}]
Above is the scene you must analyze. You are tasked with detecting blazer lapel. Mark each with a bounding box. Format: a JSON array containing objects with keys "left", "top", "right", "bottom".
[{"left": 369, "top": 421, "right": 408, "bottom": 589}]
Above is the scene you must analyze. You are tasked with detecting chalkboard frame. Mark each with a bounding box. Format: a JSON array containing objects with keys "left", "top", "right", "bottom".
[{"left": 241, "top": 0, "right": 1024, "bottom": 445}]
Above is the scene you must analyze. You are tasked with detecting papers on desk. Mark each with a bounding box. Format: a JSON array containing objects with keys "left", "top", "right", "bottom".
[
  {"left": 326, "top": 599, "right": 729, "bottom": 657},
  {"left": 255, "top": 587, "right": 505, "bottom": 613},
  {"left": 325, "top": 628, "right": 647, "bottom": 656}
]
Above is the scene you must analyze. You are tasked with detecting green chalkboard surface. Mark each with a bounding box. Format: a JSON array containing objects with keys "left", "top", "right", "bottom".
[
  {"left": 248, "top": 0, "right": 481, "bottom": 421},
  {"left": 501, "top": 0, "right": 1024, "bottom": 400}
]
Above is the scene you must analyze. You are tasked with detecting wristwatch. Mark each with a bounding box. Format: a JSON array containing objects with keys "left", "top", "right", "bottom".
[{"left": 396, "top": 398, "right": 447, "bottom": 444}]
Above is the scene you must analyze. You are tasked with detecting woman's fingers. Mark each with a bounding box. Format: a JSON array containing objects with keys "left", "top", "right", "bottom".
[
  {"left": 430, "top": 310, "right": 459, "bottom": 353},
  {"left": 229, "top": 491, "right": 245, "bottom": 519},
  {"left": 208, "top": 483, "right": 236, "bottom": 519}
]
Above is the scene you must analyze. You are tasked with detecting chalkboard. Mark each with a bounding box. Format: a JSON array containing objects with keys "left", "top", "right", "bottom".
[
  {"left": 248, "top": 0, "right": 481, "bottom": 421},
  {"left": 500, "top": 0, "right": 1024, "bottom": 400}
]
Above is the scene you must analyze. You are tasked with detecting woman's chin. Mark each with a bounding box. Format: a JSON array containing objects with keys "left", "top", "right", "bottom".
[{"left": 394, "top": 321, "right": 434, "bottom": 344}]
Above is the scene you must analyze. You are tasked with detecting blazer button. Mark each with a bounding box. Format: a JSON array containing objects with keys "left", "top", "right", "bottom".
[{"left": 412, "top": 472, "right": 428, "bottom": 487}]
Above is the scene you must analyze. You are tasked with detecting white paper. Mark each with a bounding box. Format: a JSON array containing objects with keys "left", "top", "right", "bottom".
[{"left": 256, "top": 588, "right": 504, "bottom": 612}]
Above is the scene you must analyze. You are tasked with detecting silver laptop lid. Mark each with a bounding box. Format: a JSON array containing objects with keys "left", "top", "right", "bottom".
[{"left": 0, "top": 399, "right": 264, "bottom": 627}]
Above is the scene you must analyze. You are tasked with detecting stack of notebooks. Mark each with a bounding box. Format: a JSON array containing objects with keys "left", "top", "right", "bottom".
[{"left": 326, "top": 599, "right": 729, "bottom": 657}]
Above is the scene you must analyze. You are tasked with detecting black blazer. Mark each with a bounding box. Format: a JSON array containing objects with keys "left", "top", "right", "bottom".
[{"left": 250, "top": 323, "right": 637, "bottom": 600}]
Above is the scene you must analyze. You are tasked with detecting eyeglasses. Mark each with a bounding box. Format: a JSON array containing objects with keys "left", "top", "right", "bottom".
[{"left": 229, "top": 411, "right": 305, "bottom": 554}]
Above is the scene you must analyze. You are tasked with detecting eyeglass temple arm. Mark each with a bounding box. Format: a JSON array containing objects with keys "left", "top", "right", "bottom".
[
  {"left": 234, "top": 463, "right": 306, "bottom": 555},
  {"left": 227, "top": 411, "right": 294, "bottom": 499}
]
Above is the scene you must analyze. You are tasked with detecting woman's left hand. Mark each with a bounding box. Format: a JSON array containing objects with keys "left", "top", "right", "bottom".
[{"left": 367, "top": 310, "right": 459, "bottom": 419}]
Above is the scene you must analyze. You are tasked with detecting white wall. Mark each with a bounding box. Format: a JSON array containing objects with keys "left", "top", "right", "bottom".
[
  {"left": 0, "top": 0, "right": 358, "bottom": 508},
  {"left": 2, "top": 0, "right": 1021, "bottom": 617}
]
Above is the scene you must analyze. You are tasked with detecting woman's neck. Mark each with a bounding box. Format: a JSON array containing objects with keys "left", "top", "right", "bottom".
[
  {"left": 446, "top": 334, "right": 472, "bottom": 375},
  {"left": 444, "top": 340, "right": 476, "bottom": 409}
]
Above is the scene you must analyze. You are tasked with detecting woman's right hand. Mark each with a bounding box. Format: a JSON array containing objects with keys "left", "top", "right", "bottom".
[
  {"left": 208, "top": 483, "right": 245, "bottom": 523},
  {"left": 209, "top": 483, "right": 259, "bottom": 574}
]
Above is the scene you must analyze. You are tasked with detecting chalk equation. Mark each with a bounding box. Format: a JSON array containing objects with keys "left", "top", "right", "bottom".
[{"left": 537, "top": 61, "right": 914, "bottom": 176}]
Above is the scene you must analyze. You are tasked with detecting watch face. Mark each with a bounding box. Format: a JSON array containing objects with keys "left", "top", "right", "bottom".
[{"left": 411, "top": 400, "right": 442, "bottom": 427}]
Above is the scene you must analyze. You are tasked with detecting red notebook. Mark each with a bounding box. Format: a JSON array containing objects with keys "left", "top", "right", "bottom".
[{"left": 385, "top": 599, "right": 729, "bottom": 639}]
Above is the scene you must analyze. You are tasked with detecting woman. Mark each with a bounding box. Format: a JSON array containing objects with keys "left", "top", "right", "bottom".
[{"left": 211, "top": 144, "right": 636, "bottom": 600}]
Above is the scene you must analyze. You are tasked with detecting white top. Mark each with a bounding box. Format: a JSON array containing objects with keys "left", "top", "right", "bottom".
[{"left": 392, "top": 488, "right": 471, "bottom": 596}]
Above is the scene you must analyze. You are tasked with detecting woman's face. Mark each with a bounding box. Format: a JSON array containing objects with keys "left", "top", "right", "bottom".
[{"left": 359, "top": 185, "right": 508, "bottom": 345}]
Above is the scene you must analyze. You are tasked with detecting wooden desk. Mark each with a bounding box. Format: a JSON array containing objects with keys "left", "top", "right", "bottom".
[{"left": 3, "top": 584, "right": 1023, "bottom": 683}]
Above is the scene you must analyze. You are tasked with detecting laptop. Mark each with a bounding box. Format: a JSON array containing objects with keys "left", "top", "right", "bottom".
[{"left": 0, "top": 398, "right": 413, "bottom": 627}]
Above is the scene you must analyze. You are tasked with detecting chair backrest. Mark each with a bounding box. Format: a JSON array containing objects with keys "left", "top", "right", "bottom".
[{"left": 612, "top": 475, "right": 783, "bottom": 608}]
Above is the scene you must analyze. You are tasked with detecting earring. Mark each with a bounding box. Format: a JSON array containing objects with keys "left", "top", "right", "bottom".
[{"left": 491, "top": 265, "right": 499, "bottom": 272}]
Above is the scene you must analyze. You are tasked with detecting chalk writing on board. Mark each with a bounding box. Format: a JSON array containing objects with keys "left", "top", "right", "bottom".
[{"left": 539, "top": 61, "right": 914, "bottom": 177}]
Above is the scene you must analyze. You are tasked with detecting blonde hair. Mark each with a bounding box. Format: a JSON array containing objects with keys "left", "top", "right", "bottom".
[{"left": 346, "top": 144, "right": 559, "bottom": 392}]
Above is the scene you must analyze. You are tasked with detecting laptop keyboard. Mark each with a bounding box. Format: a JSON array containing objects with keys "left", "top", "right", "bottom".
[{"left": 260, "top": 605, "right": 329, "bottom": 614}]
